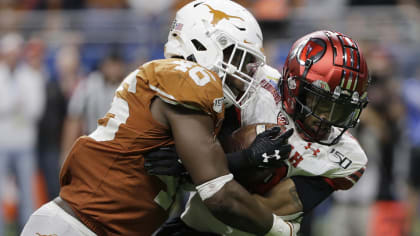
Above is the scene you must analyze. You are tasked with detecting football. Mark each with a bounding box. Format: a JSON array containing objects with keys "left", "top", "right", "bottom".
[
  {"left": 222, "top": 123, "right": 283, "bottom": 153},
  {"left": 222, "top": 123, "right": 285, "bottom": 191}
]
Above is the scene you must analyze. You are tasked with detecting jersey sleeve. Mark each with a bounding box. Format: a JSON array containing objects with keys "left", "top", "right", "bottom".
[
  {"left": 323, "top": 135, "right": 368, "bottom": 190},
  {"left": 323, "top": 167, "right": 365, "bottom": 190}
]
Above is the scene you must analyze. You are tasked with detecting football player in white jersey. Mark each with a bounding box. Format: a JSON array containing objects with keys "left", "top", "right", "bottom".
[{"left": 146, "top": 30, "right": 370, "bottom": 236}]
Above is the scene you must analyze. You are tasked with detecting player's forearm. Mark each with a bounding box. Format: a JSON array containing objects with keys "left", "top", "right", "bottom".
[
  {"left": 253, "top": 179, "right": 303, "bottom": 216},
  {"left": 203, "top": 180, "right": 273, "bottom": 234}
]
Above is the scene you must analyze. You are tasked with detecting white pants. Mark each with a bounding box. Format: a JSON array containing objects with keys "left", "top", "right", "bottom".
[{"left": 21, "top": 201, "right": 97, "bottom": 236}]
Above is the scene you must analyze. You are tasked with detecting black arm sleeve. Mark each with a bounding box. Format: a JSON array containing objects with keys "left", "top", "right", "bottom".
[
  {"left": 225, "top": 150, "right": 252, "bottom": 176},
  {"left": 219, "top": 106, "right": 246, "bottom": 176},
  {"left": 290, "top": 176, "right": 334, "bottom": 213},
  {"left": 218, "top": 106, "right": 241, "bottom": 146}
]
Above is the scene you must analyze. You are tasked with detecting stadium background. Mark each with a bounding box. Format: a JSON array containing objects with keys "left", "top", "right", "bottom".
[{"left": 1, "top": 0, "right": 420, "bottom": 235}]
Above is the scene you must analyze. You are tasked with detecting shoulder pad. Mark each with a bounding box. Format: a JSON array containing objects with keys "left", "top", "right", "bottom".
[{"left": 138, "top": 59, "right": 225, "bottom": 115}]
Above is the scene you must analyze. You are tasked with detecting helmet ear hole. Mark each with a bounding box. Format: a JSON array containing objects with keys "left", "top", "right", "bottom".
[
  {"left": 287, "top": 77, "right": 297, "bottom": 90},
  {"left": 191, "top": 39, "right": 207, "bottom": 51}
]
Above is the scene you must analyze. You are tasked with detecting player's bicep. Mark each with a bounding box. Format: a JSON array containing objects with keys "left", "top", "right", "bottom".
[{"left": 160, "top": 99, "right": 230, "bottom": 186}]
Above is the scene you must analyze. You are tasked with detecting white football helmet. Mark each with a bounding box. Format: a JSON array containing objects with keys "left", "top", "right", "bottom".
[{"left": 164, "top": 0, "right": 266, "bottom": 109}]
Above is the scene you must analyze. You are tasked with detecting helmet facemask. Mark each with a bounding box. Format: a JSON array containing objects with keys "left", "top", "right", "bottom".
[
  {"left": 289, "top": 75, "right": 368, "bottom": 145},
  {"left": 215, "top": 41, "right": 265, "bottom": 109}
]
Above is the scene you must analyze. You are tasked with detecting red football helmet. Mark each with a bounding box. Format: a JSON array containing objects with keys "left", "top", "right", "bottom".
[{"left": 279, "top": 30, "right": 370, "bottom": 145}]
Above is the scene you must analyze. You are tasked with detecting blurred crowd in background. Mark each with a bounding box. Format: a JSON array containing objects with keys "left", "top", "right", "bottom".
[{"left": 1, "top": 0, "right": 420, "bottom": 235}]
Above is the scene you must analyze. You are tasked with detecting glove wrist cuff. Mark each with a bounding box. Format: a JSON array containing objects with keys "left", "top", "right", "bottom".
[
  {"left": 241, "top": 148, "right": 253, "bottom": 164},
  {"left": 226, "top": 150, "right": 253, "bottom": 175}
]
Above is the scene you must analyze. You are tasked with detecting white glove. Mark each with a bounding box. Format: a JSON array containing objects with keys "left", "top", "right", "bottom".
[{"left": 265, "top": 214, "right": 301, "bottom": 236}]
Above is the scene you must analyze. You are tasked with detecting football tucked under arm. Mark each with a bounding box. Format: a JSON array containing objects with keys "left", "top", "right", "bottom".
[
  {"left": 143, "top": 123, "right": 293, "bottom": 192},
  {"left": 222, "top": 123, "right": 284, "bottom": 153},
  {"left": 222, "top": 123, "right": 291, "bottom": 191}
]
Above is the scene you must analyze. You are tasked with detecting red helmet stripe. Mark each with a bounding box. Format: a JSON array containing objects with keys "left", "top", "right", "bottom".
[
  {"left": 346, "top": 47, "right": 352, "bottom": 68},
  {"left": 353, "top": 49, "right": 359, "bottom": 70},
  {"left": 334, "top": 33, "right": 362, "bottom": 91}
]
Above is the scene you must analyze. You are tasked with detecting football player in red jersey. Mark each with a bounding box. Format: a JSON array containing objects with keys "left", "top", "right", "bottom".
[
  {"left": 21, "top": 1, "right": 298, "bottom": 236},
  {"left": 147, "top": 30, "right": 371, "bottom": 235}
]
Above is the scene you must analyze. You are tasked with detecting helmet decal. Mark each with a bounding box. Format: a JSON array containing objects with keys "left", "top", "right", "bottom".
[
  {"left": 334, "top": 33, "right": 362, "bottom": 92},
  {"left": 169, "top": 19, "right": 184, "bottom": 34},
  {"left": 288, "top": 38, "right": 307, "bottom": 64},
  {"left": 298, "top": 38, "right": 327, "bottom": 66},
  {"left": 203, "top": 4, "right": 244, "bottom": 26},
  {"left": 335, "top": 33, "right": 360, "bottom": 69}
]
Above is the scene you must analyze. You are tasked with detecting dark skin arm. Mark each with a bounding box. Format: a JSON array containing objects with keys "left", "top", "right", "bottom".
[
  {"left": 254, "top": 175, "right": 335, "bottom": 216},
  {"left": 151, "top": 97, "right": 273, "bottom": 234},
  {"left": 253, "top": 178, "right": 303, "bottom": 216}
]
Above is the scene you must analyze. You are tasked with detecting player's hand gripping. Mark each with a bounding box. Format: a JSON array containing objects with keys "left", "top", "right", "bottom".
[
  {"left": 143, "top": 128, "right": 294, "bottom": 177},
  {"left": 242, "top": 127, "right": 293, "bottom": 168},
  {"left": 143, "top": 146, "right": 187, "bottom": 177}
]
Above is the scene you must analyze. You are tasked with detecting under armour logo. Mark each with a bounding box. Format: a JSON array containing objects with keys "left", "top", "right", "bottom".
[{"left": 262, "top": 150, "right": 281, "bottom": 163}]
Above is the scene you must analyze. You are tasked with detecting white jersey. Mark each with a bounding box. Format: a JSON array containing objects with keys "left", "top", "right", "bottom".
[
  {"left": 181, "top": 68, "right": 367, "bottom": 236},
  {"left": 242, "top": 78, "right": 367, "bottom": 186}
]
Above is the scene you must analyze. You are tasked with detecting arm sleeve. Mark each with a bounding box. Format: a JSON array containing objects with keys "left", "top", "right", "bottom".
[
  {"left": 291, "top": 176, "right": 334, "bottom": 213},
  {"left": 323, "top": 167, "right": 366, "bottom": 190},
  {"left": 218, "top": 106, "right": 241, "bottom": 148}
]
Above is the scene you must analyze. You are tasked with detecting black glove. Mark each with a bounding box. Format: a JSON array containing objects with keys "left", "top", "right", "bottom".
[
  {"left": 144, "top": 128, "right": 293, "bottom": 177},
  {"left": 143, "top": 146, "right": 187, "bottom": 177},
  {"left": 242, "top": 127, "right": 293, "bottom": 168}
]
